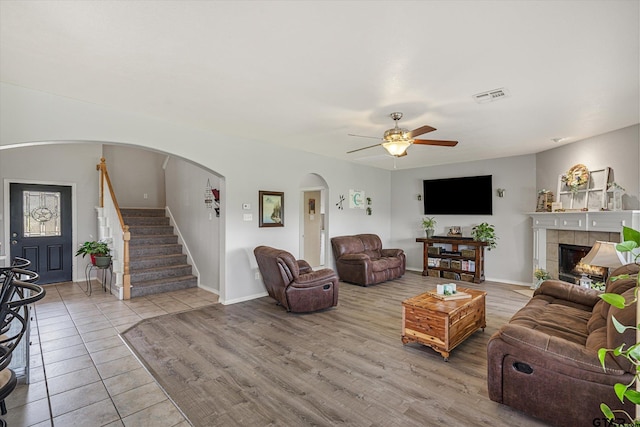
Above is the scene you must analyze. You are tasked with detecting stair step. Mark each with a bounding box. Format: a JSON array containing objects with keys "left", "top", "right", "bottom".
[
  {"left": 128, "top": 225, "right": 175, "bottom": 236},
  {"left": 124, "top": 216, "right": 170, "bottom": 226},
  {"left": 130, "top": 254, "right": 187, "bottom": 270},
  {"left": 130, "top": 264, "right": 194, "bottom": 283},
  {"left": 129, "top": 244, "right": 183, "bottom": 257},
  {"left": 130, "top": 234, "right": 178, "bottom": 246},
  {"left": 121, "top": 208, "right": 166, "bottom": 217},
  {"left": 130, "top": 275, "right": 198, "bottom": 298},
  {"left": 120, "top": 207, "right": 198, "bottom": 299}
]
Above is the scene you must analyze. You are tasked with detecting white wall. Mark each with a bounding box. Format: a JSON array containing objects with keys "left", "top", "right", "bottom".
[
  {"left": 536, "top": 124, "right": 640, "bottom": 209},
  {"left": 164, "top": 156, "right": 221, "bottom": 293},
  {"left": 102, "top": 145, "right": 167, "bottom": 208},
  {"left": 0, "top": 82, "right": 392, "bottom": 304},
  {"left": 0, "top": 143, "right": 102, "bottom": 280},
  {"left": 390, "top": 154, "right": 536, "bottom": 285}
]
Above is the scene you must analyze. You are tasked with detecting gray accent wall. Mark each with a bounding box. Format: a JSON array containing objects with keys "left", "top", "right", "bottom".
[
  {"left": 535, "top": 124, "right": 639, "bottom": 210},
  {"left": 390, "top": 154, "right": 537, "bottom": 285}
]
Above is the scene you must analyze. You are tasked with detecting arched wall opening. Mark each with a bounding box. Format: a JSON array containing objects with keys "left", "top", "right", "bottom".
[
  {"left": 299, "top": 173, "right": 329, "bottom": 268},
  {"left": 0, "top": 140, "right": 226, "bottom": 300}
]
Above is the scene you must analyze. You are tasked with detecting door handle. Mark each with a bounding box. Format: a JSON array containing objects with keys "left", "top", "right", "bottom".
[{"left": 11, "top": 240, "right": 18, "bottom": 245}]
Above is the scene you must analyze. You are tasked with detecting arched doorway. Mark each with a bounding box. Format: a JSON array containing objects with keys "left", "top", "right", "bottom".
[
  {"left": 300, "top": 174, "right": 329, "bottom": 268},
  {"left": 1, "top": 141, "right": 225, "bottom": 300}
]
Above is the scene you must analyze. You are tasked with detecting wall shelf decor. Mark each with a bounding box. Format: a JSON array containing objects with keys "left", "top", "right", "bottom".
[{"left": 349, "top": 189, "right": 365, "bottom": 209}]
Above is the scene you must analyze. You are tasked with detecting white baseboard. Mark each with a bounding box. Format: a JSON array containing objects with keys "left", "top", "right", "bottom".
[{"left": 221, "top": 291, "right": 268, "bottom": 305}]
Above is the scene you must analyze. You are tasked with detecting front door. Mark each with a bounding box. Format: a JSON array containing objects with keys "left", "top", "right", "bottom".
[{"left": 10, "top": 183, "right": 73, "bottom": 284}]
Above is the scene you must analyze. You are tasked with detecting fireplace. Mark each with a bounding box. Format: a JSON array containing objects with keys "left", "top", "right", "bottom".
[{"left": 558, "top": 244, "right": 607, "bottom": 284}]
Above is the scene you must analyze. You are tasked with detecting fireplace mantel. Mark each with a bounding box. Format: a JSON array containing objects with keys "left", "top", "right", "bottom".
[
  {"left": 529, "top": 211, "right": 640, "bottom": 281},
  {"left": 530, "top": 211, "right": 640, "bottom": 232}
]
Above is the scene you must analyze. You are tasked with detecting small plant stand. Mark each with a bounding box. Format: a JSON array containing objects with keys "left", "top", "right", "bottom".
[{"left": 84, "top": 261, "right": 112, "bottom": 296}]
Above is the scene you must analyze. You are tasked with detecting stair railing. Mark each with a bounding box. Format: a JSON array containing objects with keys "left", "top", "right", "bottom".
[{"left": 97, "top": 158, "right": 131, "bottom": 299}]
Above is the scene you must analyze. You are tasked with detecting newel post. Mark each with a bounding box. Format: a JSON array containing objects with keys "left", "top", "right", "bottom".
[
  {"left": 123, "top": 225, "right": 131, "bottom": 300},
  {"left": 97, "top": 157, "right": 106, "bottom": 208}
]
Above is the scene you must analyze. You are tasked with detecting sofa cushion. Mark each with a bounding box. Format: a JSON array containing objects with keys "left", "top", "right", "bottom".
[
  {"left": 369, "top": 257, "right": 402, "bottom": 272},
  {"left": 510, "top": 297, "right": 591, "bottom": 345},
  {"left": 585, "top": 326, "right": 607, "bottom": 352},
  {"left": 587, "top": 300, "right": 607, "bottom": 333}
]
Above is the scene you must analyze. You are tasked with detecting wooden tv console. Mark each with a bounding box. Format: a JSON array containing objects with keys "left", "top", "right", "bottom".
[{"left": 416, "top": 237, "right": 487, "bottom": 283}]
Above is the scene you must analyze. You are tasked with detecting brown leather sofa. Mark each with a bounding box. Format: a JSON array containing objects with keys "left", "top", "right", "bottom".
[
  {"left": 330, "top": 234, "right": 405, "bottom": 286},
  {"left": 254, "top": 246, "right": 339, "bottom": 313},
  {"left": 487, "top": 264, "right": 639, "bottom": 427}
]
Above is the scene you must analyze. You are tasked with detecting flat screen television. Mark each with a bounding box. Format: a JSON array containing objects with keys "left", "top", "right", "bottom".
[{"left": 423, "top": 175, "right": 493, "bottom": 215}]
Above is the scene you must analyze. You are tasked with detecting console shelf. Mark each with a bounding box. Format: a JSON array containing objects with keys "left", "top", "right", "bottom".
[{"left": 416, "top": 237, "right": 487, "bottom": 283}]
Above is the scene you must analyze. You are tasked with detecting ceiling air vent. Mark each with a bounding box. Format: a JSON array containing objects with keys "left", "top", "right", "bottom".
[{"left": 473, "top": 87, "right": 510, "bottom": 104}]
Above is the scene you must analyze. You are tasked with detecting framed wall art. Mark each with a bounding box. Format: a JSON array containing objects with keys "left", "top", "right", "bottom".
[{"left": 259, "top": 191, "right": 284, "bottom": 227}]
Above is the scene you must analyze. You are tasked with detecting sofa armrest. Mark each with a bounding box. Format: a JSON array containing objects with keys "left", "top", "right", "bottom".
[
  {"left": 534, "top": 279, "right": 601, "bottom": 308},
  {"left": 381, "top": 248, "right": 403, "bottom": 258},
  {"left": 297, "top": 259, "right": 312, "bottom": 274},
  {"left": 292, "top": 269, "right": 338, "bottom": 288},
  {"left": 494, "top": 323, "right": 625, "bottom": 375},
  {"left": 338, "top": 253, "right": 369, "bottom": 263}
]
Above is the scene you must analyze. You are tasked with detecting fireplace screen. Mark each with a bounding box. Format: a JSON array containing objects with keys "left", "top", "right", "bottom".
[{"left": 558, "top": 244, "right": 606, "bottom": 284}]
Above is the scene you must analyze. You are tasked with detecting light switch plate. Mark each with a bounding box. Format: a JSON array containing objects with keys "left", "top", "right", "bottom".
[{"left": 243, "top": 213, "right": 253, "bottom": 221}]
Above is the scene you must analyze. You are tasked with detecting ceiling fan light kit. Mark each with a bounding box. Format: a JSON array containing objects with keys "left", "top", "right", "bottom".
[
  {"left": 382, "top": 140, "right": 411, "bottom": 156},
  {"left": 347, "top": 111, "right": 458, "bottom": 158}
]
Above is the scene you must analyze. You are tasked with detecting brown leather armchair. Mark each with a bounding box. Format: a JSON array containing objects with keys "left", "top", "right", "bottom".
[
  {"left": 330, "top": 234, "right": 405, "bottom": 286},
  {"left": 253, "top": 246, "right": 339, "bottom": 313}
]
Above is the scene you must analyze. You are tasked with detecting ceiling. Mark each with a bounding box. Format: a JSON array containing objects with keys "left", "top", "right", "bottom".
[{"left": 1, "top": 1, "right": 638, "bottom": 170}]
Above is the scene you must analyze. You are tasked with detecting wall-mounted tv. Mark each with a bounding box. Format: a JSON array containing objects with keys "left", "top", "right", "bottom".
[{"left": 423, "top": 175, "right": 493, "bottom": 215}]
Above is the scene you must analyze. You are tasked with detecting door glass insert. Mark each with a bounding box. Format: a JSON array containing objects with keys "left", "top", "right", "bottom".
[{"left": 23, "top": 190, "right": 61, "bottom": 237}]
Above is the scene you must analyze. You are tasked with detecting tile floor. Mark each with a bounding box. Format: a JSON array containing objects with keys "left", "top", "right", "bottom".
[{"left": 2, "top": 281, "right": 219, "bottom": 426}]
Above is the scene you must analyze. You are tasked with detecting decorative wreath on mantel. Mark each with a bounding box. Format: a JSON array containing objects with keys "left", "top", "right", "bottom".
[{"left": 561, "top": 164, "right": 590, "bottom": 193}]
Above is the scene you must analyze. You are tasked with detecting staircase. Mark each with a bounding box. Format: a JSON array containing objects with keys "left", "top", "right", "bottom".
[{"left": 120, "top": 208, "right": 197, "bottom": 298}]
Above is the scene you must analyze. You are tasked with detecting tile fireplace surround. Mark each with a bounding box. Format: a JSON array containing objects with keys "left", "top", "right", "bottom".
[{"left": 529, "top": 211, "right": 640, "bottom": 280}]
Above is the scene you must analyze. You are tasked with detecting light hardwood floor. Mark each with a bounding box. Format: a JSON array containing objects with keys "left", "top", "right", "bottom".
[{"left": 122, "top": 272, "right": 550, "bottom": 427}]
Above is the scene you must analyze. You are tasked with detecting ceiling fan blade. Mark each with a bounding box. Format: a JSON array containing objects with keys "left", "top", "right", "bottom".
[
  {"left": 347, "top": 143, "right": 382, "bottom": 154},
  {"left": 412, "top": 139, "right": 458, "bottom": 147},
  {"left": 347, "top": 133, "right": 382, "bottom": 140},
  {"left": 406, "top": 125, "right": 436, "bottom": 139}
]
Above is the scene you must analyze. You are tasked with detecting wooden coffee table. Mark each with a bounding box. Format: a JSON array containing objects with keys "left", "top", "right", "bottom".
[{"left": 401, "top": 287, "right": 486, "bottom": 361}]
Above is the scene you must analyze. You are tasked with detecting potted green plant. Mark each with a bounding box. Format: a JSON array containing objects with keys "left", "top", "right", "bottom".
[
  {"left": 76, "top": 240, "right": 111, "bottom": 267},
  {"left": 471, "top": 222, "right": 498, "bottom": 250},
  {"left": 598, "top": 226, "right": 640, "bottom": 425},
  {"left": 532, "top": 268, "right": 551, "bottom": 289},
  {"left": 422, "top": 217, "right": 437, "bottom": 238}
]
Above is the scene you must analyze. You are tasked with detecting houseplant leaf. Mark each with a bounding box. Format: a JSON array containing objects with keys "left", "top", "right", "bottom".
[
  {"left": 622, "top": 226, "right": 640, "bottom": 245},
  {"left": 600, "top": 403, "right": 615, "bottom": 420},
  {"left": 600, "top": 293, "right": 627, "bottom": 309},
  {"left": 624, "top": 389, "right": 640, "bottom": 405},
  {"left": 614, "top": 383, "right": 628, "bottom": 402}
]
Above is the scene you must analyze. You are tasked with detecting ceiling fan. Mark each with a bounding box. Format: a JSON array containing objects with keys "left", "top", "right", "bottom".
[{"left": 347, "top": 112, "right": 458, "bottom": 157}]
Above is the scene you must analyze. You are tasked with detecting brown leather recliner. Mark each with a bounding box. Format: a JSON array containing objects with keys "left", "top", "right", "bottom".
[
  {"left": 253, "top": 246, "right": 339, "bottom": 313},
  {"left": 330, "top": 234, "right": 405, "bottom": 286},
  {"left": 487, "top": 263, "right": 639, "bottom": 427}
]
